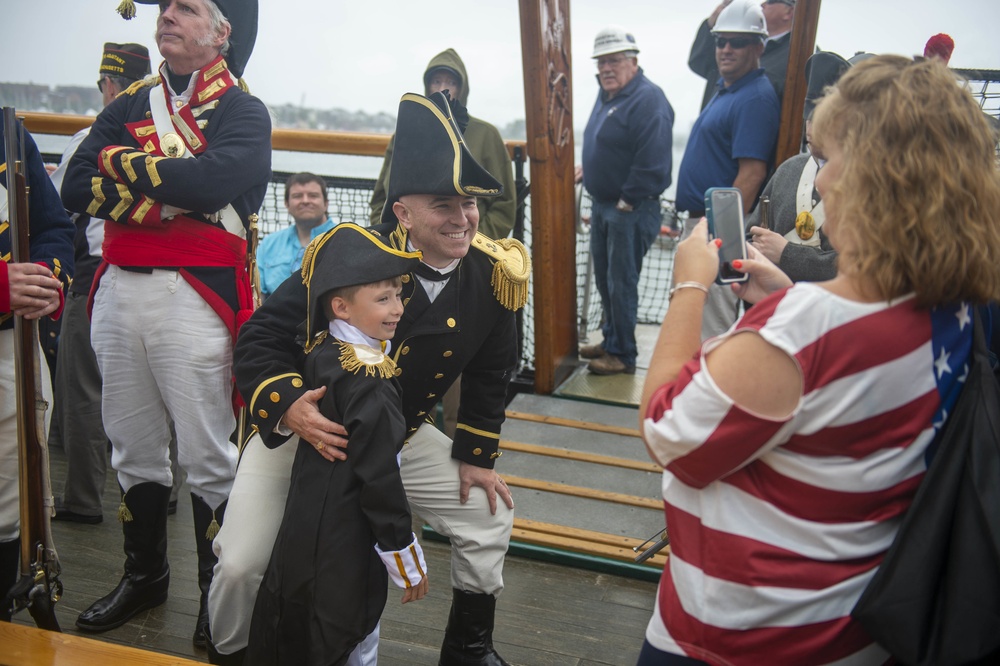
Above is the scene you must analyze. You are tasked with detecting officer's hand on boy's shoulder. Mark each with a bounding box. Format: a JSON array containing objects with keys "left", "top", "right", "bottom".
[{"left": 282, "top": 386, "right": 349, "bottom": 461}]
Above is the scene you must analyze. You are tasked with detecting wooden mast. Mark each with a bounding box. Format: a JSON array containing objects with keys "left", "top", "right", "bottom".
[
  {"left": 775, "top": 0, "right": 822, "bottom": 165},
  {"left": 518, "top": 0, "right": 578, "bottom": 394}
]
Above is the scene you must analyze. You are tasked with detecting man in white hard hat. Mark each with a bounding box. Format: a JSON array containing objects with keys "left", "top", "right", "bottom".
[
  {"left": 675, "top": 0, "right": 780, "bottom": 339},
  {"left": 689, "top": 0, "right": 796, "bottom": 110},
  {"left": 577, "top": 26, "right": 674, "bottom": 376}
]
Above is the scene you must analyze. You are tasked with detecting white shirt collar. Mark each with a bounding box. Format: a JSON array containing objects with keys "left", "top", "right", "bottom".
[{"left": 328, "top": 319, "right": 390, "bottom": 356}]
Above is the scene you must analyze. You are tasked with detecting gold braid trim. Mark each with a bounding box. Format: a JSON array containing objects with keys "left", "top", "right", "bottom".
[
  {"left": 122, "top": 75, "right": 159, "bottom": 97},
  {"left": 237, "top": 77, "right": 250, "bottom": 94},
  {"left": 471, "top": 234, "right": 531, "bottom": 311},
  {"left": 338, "top": 341, "right": 397, "bottom": 379}
]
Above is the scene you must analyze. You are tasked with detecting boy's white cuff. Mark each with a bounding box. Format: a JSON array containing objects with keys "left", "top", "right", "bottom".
[{"left": 376, "top": 533, "right": 427, "bottom": 589}]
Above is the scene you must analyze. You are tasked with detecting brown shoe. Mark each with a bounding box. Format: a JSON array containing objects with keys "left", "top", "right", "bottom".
[
  {"left": 587, "top": 355, "right": 635, "bottom": 375},
  {"left": 579, "top": 343, "right": 606, "bottom": 360}
]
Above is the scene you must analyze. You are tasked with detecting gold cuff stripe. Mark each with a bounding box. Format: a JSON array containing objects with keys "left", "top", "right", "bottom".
[
  {"left": 110, "top": 183, "right": 134, "bottom": 221},
  {"left": 393, "top": 553, "right": 412, "bottom": 589},
  {"left": 121, "top": 152, "right": 141, "bottom": 183},
  {"left": 145, "top": 156, "right": 163, "bottom": 188},
  {"left": 455, "top": 423, "right": 501, "bottom": 440},
  {"left": 86, "top": 176, "right": 106, "bottom": 216},
  {"left": 131, "top": 196, "right": 155, "bottom": 225},
  {"left": 249, "top": 373, "right": 303, "bottom": 413}
]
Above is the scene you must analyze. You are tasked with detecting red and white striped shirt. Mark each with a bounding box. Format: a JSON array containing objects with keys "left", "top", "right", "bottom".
[{"left": 642, "top": 283, "right": 971, "bottom": 665}]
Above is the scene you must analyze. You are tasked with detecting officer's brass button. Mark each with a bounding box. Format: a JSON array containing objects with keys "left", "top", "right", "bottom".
[
  {"left": 258, "top": 409, "right": 268, "bottom": 419},
  {"left": 394, "top": 368, "right": 402, "bottom": 377},
  {"left": 292, "top": 378, "right": 303, "bottom": 388},
  {"left": 402, "top": 274, "right": 411, "bottom": 283},
  {"left": 447, "top": 318, "right": 456, "bottom": 328},
  {"left": 270, "top": 392, "right": 280, "bottom": 403},
  {"left": 403, "top": 297, "right": 410, "bottom": 306},
  {"left": 49, "top": 331, "right": 56, "bottom": 338},
  {"left": 473, "top": 448, "right": 483, "bottom": 456},
  {"left": 434, "top": 373, "right": 444, "bottom": 379},
  {"left": 443, "top": 351, "right": 453, "bottom": 358},
  {"left": 401, "top": 346, "right": 410, "bottom": 355}
]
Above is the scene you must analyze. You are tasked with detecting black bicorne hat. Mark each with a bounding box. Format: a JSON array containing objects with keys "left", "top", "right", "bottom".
[
  {"left": 803, "top": 51, "right": 851, "bottom": 121},
  {"left": 119, "top": 0, "right": 258, "bottom": 78},
  {"left": 381, "top": 91, "right": 503, "bottom": 224},
  {"left": 301, "top": 223, "right": 422, "bottom": 341},
  {"left": 100, "top": 42, "right": 151, "bottom": 82}
]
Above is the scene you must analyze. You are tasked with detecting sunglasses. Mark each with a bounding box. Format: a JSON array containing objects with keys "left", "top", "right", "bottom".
[{"left": 714, "top": 36, "right": 759, "bottom": 50}]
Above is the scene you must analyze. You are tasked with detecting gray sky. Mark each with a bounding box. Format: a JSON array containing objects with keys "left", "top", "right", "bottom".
[{"left": 2, "top": 0, "right": 998, "bottom": 137}]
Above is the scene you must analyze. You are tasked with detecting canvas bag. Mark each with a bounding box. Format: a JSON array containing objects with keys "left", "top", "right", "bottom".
[{"left": 852, "top": 312, "right": 1000, "bottom": 665}]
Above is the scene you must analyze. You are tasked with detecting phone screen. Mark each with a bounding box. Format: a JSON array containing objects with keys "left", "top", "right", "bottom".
[{"left": 705, "top": 188, "right": 748, "bottom": 284}]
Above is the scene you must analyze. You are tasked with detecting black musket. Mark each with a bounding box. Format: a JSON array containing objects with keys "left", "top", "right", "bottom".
[{"left": 2, "top": 106, "right": 63, "bottom": 631}]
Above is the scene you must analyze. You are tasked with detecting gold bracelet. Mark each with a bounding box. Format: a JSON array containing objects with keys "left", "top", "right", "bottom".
[{"left": 668, "top": 281, "right": 710, "bottom": 301}]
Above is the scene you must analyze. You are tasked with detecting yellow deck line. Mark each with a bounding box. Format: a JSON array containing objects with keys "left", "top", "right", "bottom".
[
  {"left": 505, "top": 409, "right": 641, "bottom": 438},
  {"left": 500, "top": 439, "right": 661, "bottom": 473},
  {"left": 501, "top": 474, "right": 662, "bottom": 510}
]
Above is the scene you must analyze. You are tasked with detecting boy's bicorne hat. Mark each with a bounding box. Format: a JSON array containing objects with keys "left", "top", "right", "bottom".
[
  {"left": 380, "top": 91, "right": 503, "bottom": 224},
  {"left": 301, "top": 223, "right": 422, "bottom": 342},
  {"left": 100, "top": 42, "right": 151, "bottom": 82},
  {"left": 116, "top": 0, "right": 258, "bottom": 78}
]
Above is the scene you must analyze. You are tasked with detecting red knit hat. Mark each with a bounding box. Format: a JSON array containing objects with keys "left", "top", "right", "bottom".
[{"left": 923, "top": 34, "right": 955, "bottom": 65}]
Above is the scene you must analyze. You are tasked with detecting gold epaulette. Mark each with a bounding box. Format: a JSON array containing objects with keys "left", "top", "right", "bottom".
[
  {"left": 471, "top": 233, "right": 531, "bottom": 311},
  {"left": 120, "top": 75, "right": 160, "bottom": 98},
  {"left": 338, "top": 341, "right": 397, "bottom": 379}
]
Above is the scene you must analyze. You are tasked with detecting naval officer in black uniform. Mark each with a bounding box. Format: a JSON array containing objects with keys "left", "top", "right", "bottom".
[{"left": 210, "top": 91, "right": 529, "bottom": 666}]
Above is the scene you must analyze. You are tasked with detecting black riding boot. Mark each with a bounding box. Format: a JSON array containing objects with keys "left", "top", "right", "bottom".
[
  {"left": 192, "top": 493, "right": 227, "bottom": 649},
  {"left": 0, "top": 537, "right": 19, "bottom": 622},
  {"left": 76, "top": 482, "right": 171, "bottom": 632},
  {"left": 439, "top": 589, "right": 510, "bottom": 666}
]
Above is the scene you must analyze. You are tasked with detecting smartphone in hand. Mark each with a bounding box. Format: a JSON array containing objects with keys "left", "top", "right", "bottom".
[{"left": 705, "top": 187, "right": 749, "bottom": 284}]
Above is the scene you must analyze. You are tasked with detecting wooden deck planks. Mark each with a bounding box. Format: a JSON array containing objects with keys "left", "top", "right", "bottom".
[{"left": 9, "top": 443, "right": 658, "bottom": 665}]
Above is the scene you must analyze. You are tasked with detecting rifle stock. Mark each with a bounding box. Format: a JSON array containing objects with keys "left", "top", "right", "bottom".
[{"left": 2, "top": 106, "right": 62, "bottom": 631}]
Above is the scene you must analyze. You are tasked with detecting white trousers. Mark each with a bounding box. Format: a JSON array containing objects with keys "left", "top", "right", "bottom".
[
  {"left": 209, "top": 422, "right": 514, "bottom": 656},
  {"left": 91, "top": 266, "right": 237, "bottom": 509},
  {"left": 0, "top": 330, "right": 53, "bottom": 541}
]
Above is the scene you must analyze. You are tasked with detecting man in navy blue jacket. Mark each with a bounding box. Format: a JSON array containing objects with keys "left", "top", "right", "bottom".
[{"left": 578, "top": 25, "right": 673, "bottom": 376}]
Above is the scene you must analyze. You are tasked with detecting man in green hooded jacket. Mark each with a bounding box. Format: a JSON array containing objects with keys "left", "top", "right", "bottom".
[{"left": 369, "top": 48, "right": 516, "bottom": 241}]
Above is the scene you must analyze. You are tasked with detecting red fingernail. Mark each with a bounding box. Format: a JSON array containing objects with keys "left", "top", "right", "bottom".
[
  {"left": 714, "top": 239, "right": 722, "bottom": 248},
  {"left": 732, "top": 260, "right": 743, "bottom": 269}
]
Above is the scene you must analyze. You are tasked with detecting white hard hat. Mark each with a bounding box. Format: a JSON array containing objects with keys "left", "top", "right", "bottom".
[
  {"left": 712, "top": 0, "right": 768, "bottom": 38},
  {"left": 592, "top": 25, "right": 640, "bottom": 58}
]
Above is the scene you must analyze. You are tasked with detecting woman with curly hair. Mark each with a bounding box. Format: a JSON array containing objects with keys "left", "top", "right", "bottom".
[{"left": 636, "top": 55, "right": 1000, "bottom": 665}]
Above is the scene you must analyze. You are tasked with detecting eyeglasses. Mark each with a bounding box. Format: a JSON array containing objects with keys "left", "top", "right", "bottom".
[
  {"left": 97, "top": 77, "right": 108, "bottom": 92},
  {"left": 596, "top": 55, "right": 629, "bottom": 68},
  {"left": 714, "top": 36, "right": 759, "bottom": 50}
]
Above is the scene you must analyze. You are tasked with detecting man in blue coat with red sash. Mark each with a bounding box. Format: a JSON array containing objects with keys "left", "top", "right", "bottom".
[{"left": 61, "top": 0, "right": 270, "bottom": 647}]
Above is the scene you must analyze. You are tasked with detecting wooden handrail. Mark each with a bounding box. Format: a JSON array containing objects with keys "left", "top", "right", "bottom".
[{"left": 18, "top": 111, "right": 527, "bottom": 160}]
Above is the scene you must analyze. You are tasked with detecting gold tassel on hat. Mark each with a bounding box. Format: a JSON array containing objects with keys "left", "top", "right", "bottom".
[
  {"left": 205, "top": 511, "right": 220, "bottom": 541},
  {"left": 117, "top": 492, "right": 134, "bottom": 523},
  {"left": 116, "top": 0, "right": 137, "bottom": 20}
]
